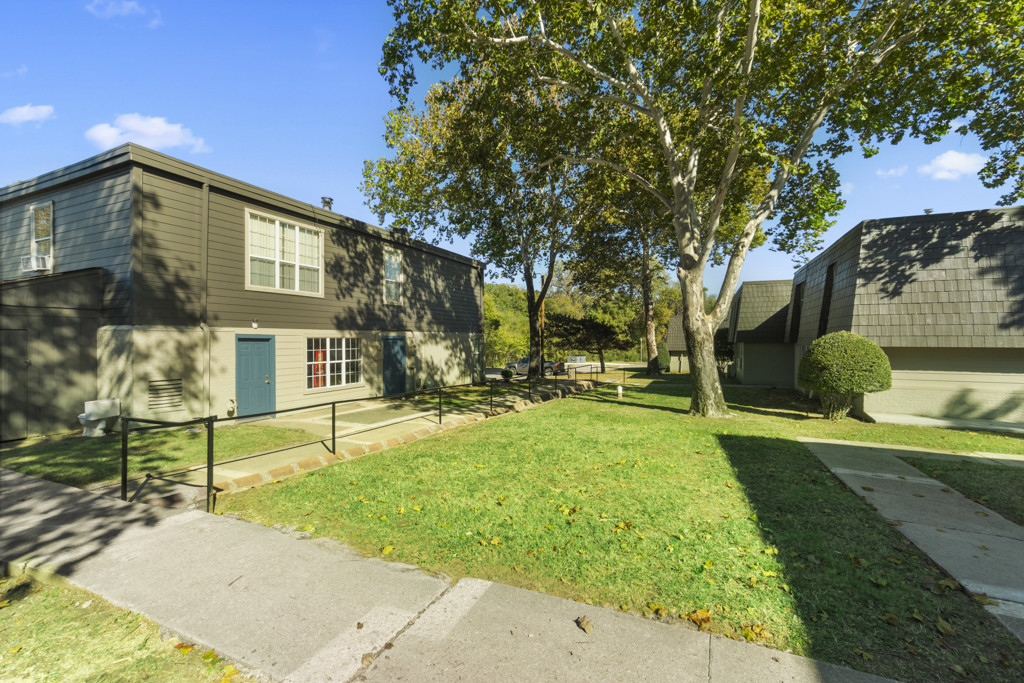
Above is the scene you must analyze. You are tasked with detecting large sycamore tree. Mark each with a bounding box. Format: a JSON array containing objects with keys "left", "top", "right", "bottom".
[{"left": 381, "top": 0, "right": 1024, "bottom": 416}]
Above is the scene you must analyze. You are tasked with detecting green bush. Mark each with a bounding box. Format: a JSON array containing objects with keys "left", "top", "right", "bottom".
[
  {"left": 797, "top": 332, "right": 891, "bottom": 421},
  {"left": 500, "top": 367, "right": 515, "bottom": 380}
]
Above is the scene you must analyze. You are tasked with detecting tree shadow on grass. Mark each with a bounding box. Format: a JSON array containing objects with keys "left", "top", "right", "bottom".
[{"left": 716, "top": 433, "right": 1023, "bottom": 681}]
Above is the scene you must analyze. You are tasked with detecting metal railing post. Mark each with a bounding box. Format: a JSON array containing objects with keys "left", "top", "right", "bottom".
[
  {"left": 489, "top": 380, "right": 493, "bottom": 412},
  {"left": 438, "top": 386, "right": 443, "bottom": 424},
  {"left": 331, "top": 402, "right": 336, "bottom": 454},
  {"left": 120, "top": 419, "right": 129, "bottom": 501},
  {"left": 206, "top": 415, "right": 216, "bottom": 513},
  {"left": 529, "top": 376, "right": 532, "bottom": 402}
]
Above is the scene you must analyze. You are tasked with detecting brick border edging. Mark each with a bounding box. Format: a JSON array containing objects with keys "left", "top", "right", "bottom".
[{"left": 212, "top": 380, "right": 597, "bottom": 495}]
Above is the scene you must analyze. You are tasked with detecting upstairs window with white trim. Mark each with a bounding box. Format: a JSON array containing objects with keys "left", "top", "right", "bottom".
[
  {"left": 307, "top": 338, "right": 362, "bottom": 389},
  {"left": 32, "top": 202, "right": 53, "bottom": 258},
  {"left": 20, "top": 202, "right": 54, "bottom": 272},
  {"left": 247, "top": 210, "right": 322, "bottom": 296},
  {"left": 384, "top": 248, "right": 402, "bottom": 304}
]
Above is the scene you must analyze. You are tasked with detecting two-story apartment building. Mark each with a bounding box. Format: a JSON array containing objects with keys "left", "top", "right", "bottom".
[{"left": 1, "top": 145, "right": 485, "bottom": 440}]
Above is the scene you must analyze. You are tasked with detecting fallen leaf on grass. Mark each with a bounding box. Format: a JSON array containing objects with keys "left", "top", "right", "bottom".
[
  {"left": 972, "top": 594, "right": 999, "bottom": 606},
  {"left": 949, "top": 663, "right": 967, "bottom": 678},
  {"left": 7, "top": 646, "right": 21, "bottom": 654},
  {"left": 381, "top": 545, "right": 394, "bottom": 555},
  {"left": 912, "top": 608, "right": 924, "bottom": 622},
  {"left": 937, "top": 618, "right": 957, "bottom": 637},
  {"left": 880, "top": 612, "right": 900, "bottom": 626},
  {"left": 975, "top": 511, "right": 989, "bottom": 517},
  {"left": 937, "top": 578, "right": 962, "bottom": 592},
  {"left": 861, "top": 486, "right": 874, "bottom": 492},
  {"left": 299, "top": 525, "right": 314, "bottom": 532},
  {"left": 687, "top": 609, "right": 712, "bottom": 630},
  {"left": 741, "top": 624, "right": 766, "bottom": 642},
  {"left": 575, "top": 615, "right": 593, "bottom": 634},
  {"left": 852, "top": 648, "right": 874, "bottom": 661},
  {"left": 174, "top": 643, "right": 194, "bottom": 655},
  {"left": 202, "top": 650, "right": 219, "bottom": 662},
  {"left": 0, "top": 600, "right": 9, "bottom": 609}
]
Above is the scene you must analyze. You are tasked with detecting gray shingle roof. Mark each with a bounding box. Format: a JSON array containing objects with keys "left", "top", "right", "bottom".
[
  {"left": 728, "top": 280, "right": 793, "bottom": 344},
  {"left": 791, "top": 206, "right": 1024, "bottom": 348}
]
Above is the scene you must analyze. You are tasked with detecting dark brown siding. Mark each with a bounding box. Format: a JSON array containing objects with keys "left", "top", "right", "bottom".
[
  {"left": 134, "top": 169, "right": 203, "bottom": 325},
  {"left": 203, "top": 189, "right": 482, "bottom": 333}
]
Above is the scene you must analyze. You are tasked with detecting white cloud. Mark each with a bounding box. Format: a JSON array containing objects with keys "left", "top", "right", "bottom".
[
  {"left": 917, "top": 150, "right": 985, "bottom": 181},
  {"left": 0, "top": 104, "right": 55, "bottom": 125},
  {"left": 86, "top": 0, "right": 144, "bottom": 18},
  {"left": 85, "top": 114, "right": 209, "bottom": 153},
  {"left": 841, "top": 181, "right": 854, "bottom": 196},
  {"left": 1, "top": 65, "right": 28, "bottom": 79},
  {"left": 86, "top": 1, "right": 161, "bottom": 28},
  {"left": 875, "top": 165, "right": 907, "bottom": 178}
]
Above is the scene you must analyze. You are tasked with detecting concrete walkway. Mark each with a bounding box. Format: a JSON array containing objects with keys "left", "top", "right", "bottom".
[
  {"left": 800, "top": 438, "right": 1024, "bottom": 644},
  {"left": 1, "top": 467, "right": 890, "bottom": 682}
]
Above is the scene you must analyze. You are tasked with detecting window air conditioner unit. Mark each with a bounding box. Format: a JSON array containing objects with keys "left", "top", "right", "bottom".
[{"left": 21, "top": 254, "right": 51, "bottom": 272}]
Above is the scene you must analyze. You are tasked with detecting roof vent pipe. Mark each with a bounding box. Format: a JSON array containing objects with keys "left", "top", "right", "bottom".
[{"left": 321, "top": 196, "right": 333, "bottom": 211}]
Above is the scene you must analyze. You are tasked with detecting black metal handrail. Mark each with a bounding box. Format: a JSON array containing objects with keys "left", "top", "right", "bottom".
[{"left": 118, "top": 376, "right": 593, "bottom": 512}]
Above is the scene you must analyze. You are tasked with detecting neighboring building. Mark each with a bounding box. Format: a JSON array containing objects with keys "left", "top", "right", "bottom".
[
  {"left": 664, "top": 315, "right": 730, "bottom": 375},
  {"left": 665, "top": 314, "right": 687, "bottom": 372},
  {"left": 1, "top": 145, "right": 485, "bottom": 440},
  {"left": 726, "top": 280, "right": 794, "bottom": 386},
  {"left": 787, "top": 207, "right": 1024, "bottom": 423}
]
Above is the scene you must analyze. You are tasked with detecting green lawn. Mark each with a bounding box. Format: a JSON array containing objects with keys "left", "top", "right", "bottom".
[
  {"left": 0, "top": 425, "right": 315, "bottom": 488},
  {"left": 0, "top": 575, "right": 251, "bottom": 682},
  {"left": 220, "top": 377, "right": 1024, "bottom": 682},
  {"left": 903, "top": 457, "right": 1024, "bottom": 526}
]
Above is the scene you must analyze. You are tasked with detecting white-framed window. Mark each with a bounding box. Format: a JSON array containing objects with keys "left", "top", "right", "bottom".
[
  {"left": 246, "top": 209, "right": 323, "bottom": 296},
  {"left": 307, "top": 337, "right": 362, "bottom": 390},
  {"left": 31, "top": 202, "right": 53, "bottom": 258},
  {"left": 384, "top": 247, "right": 402, "bottom": 304}
]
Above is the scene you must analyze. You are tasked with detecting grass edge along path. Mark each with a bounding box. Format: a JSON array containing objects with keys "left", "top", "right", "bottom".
[
  {"left": 220, "top": 379, "right": 1024, "bottom": 683},
  {"left": 0, "top": 574, "right": 252, "bottom": 682},
  {"left": 902, "top": 456, "right": 1024, "bottom": 526}
]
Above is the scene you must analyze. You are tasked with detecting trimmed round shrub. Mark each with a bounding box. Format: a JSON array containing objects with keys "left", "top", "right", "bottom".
[
  {"left": 500, "top": 367, "right": 515, "bottom": 380},
  {"left": 797, "top": 332, "right": 891, "bottom": 421}
]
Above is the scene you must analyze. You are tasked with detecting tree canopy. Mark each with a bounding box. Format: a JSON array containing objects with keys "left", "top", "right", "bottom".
[{"left": 379, "top": 0, "right": 1024, "bottom": 416}]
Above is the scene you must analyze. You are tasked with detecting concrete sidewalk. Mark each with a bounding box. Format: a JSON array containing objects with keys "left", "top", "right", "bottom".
[
  {"left": 800, "top": 438, "right": 1024, "bottom": 644},
  {"left": 1, "top": 467, "right": 890, "bottom": 682}
]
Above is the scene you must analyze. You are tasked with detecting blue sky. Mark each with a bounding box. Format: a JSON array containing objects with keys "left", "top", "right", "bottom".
[{"left": 2, "top": 1, "right": 1016, "bottom": 296}]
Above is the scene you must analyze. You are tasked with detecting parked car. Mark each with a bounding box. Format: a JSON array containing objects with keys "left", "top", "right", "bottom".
[{"left": 504, "top": 357, "right": 564, "bottom": 376}]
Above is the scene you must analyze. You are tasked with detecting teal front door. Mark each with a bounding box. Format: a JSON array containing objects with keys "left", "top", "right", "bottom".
[
  {"left": 383, "top": 336, "right": 406, "bottom": 396},
  {"left": 236, "top": 335, "right": 275, "bottom": 417}
]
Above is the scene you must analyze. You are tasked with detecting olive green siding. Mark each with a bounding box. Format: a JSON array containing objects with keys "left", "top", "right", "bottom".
[{"left": 1, "top": 270, "right": 104, "bottom": 435}]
